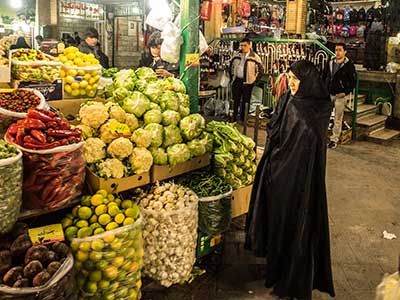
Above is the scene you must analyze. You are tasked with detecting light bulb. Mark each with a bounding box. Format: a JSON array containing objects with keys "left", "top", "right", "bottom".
[{"left": 10, "top": 0, "right": 23, "bottom": 9}]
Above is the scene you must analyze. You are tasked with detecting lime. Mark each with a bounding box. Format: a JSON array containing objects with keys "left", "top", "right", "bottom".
[
  {"left": 76, "top": 220, "right": 89, "bottom": 228},
  {"left": 121, "top": 199, "right": 133, "bottom": 209},
  {"left": 65, "top": 213, "right": 74, "bottom": 219},
  {"left": 70, "top": 240, "right": 80, "bottom": 252},
  {"left": 89, "top": 270, "right": 102, "bottom": 282},
  {"left": 91, "top": 239, "right": 104, "bottom": 251},
  {"left": 72, "top": 205, "right": 81, "bottom": 217},
  {"left": 79, "top": 241, "right": 91, "bottom": 251},
  {"left": 115, "top": 287, "right": 128, "bottom": 298},
  {"left": 107, "top": 202, "right": 118, "bottom": 208},
  {"left": 114, "top": 213, "right": 125, "bottom": 224},
  {"left": 89, "top": 251, "right": 102, "bottom": 262},
  {"left": 98, "top": 214, "right": 112, "bottom": 226},
  {"left": 65, "top": 226, "right": 78, "bottom": 239},
  {"left": 97, "top": 189, "right": 108, "bottom": 198},
  {"left": 124, "top": 206, "right": 139, "bottom": 219},
  {"left": 76, "top": 273, "right": 86, "bottom": 288},
  {"left": 90, "top": 223, "right": 101, "bottom": 231},
  {"left": 89, "top": 215, "right": 98, "bottom": 224},
  {"left": 122, "top": 248, "right": 135, "bottom": 259},
  {"left": 103, "top": 251, "right": 116, "bottom": 260},
  {"left": 105, "top": 222, "right": 119, "bottom": 231},
  {"left": 74, "top": 260, "right": 83, "bottom": 270},
  {"left": 103, "top": 293, "right": 115, "bottom": 300},
  {"left": 107, "top": 205, "right": 120, "bottom": 217},
  {"left": 136, "top": 279, "right": 142, "bottom": 289},
  {"left": 83, "top": 260, "right": 96, "bottom": 271},
  {"left": 76, "top": 250, "right": 89, "bottom": 262},
  {"left": 95, "top": 204, "right": 107, "bottom": 216},
  {"left": 77, "top": 227, "right": 93, "bottom": 238},
  {"left": 110, "top": 240, "right": 122, "bottom": 251},
  {"left": 81, "top": 195, "right": 91, "bottom": 206},
  {"left": 117, "top": 270, "right": 127, "bottom": 281},
  {"left": 94, "top": 228, "right": 105, "bottom": 235},
  {"left": 115, "top": 231, "right": 129, "bottom": 239},
  {"left": 98, "top": 280, "right": 110, "bottom": 289},
  {"left": 78, "top": 206, "right": 92, "bottom": 220},
  {"left": 128, "top": 289, "right": 138, "bottom": 299},
  {"left": 112, "top": 256, "right": 124, "bottom": 267},
  {"left": 96, "top": 260, "right": 108, "bottom": 271},
  {"left": 132, "top": 239, "right": 143, "bottom": 250},
  {"left": 84, "top": 281, "right": 97, "bottom": 294},
  {"left": 90, "top": 194, "right": 103, "bottom": 206},
  {"left": 130, "top": 262, "right": 140, "bottom": 273},
  {"left": 61, "top": 217, "right": 73, "bottom": 229},
  {"left": 103, "top": 266, "right": 118, "bottom": 280},
  {"left": 123, "top": 217, "right": 135, "bottom": 226},
  {"left": 122, "top": 261, "right": 131, "bottom": 271},
  {"left": 107, "top": 194, "right": 115, "bottom": 202},
  {"left": 108, "top": 281, "right": 119, "bottom": 292},
  {"left": 114, "top": 198, "right": 122, "bottom": 206},
  {"left": 103, "top": 233, "right": 115, "bottom": 243}
]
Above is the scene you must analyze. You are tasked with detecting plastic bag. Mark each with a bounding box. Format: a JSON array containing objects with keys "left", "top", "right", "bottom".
[
  {"left": 199, "top": 30, "right": 208, "bottom": 55},
  {"left": 0, "top": 253, "right": 76, "bottom": 300},
  {"left": 71, "top": 218, "right": 143, "bottom": 300},
  {"left": 146, "top": 7, "right": 173, "bottom": 31},
  {"left": 198, "top": 188, "right": 232, "bottom": 236},
  {"left": 0, "top": 149, "right": 22, "bottom": 234},
  {"left": 220, "top": 71, "right": 230, "bottom": 88},
  {"left": 141, "top": 202, "right": 198, "bottom": 287},
  {"left": 0, "top": 89, "right": 47, "bottom": 135},
  {"left": 204, "top": 97, "right": 216, "bottom": 117},
  {"left": 161, "top": 22, "right": 183, "bottom": 64},
  {"left": 60, "top": 65, "right": 101, "bottom": 98},
  {"left": 375, "top": 272, "right": 400, "bottom": 300},
  {"left": 9, "top": 141, "right": 85, "bottom": 210}
]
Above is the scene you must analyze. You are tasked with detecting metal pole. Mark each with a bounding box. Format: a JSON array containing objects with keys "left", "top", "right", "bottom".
[
  {"left": 254, "top": 104, "right": 260, "bottom": 147},
  {"left": 180, "top": 0, "right": 200, "bottom": 113},
  {"left": 352, "top": 72, "right": 359, "bottom": 140}
]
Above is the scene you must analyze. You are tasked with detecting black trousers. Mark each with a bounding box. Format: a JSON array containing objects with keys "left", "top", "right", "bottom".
[{"left": 232, "top": 78, "right": 254, "bottom": 121}]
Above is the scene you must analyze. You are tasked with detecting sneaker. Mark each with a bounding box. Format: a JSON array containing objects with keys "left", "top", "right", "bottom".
[{"left": 328, "top": 141, "right": 337, "bottom": 149}]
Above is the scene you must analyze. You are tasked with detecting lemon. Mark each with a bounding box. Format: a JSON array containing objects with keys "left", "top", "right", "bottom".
[
  {"left": 59, "top": 69, "right": 66, "bottom": 77},
  {"left": 96, "top": 260, "right": 108, "bottom": 271},
  {"left": 89, "top": 77, "right": 97, "bottom": 85},
  {"left": 87, "top": 90, "right": 96, "bottom": 98},
  {"left": 129, "top": 289, "right": 138, "bottom": 299},
  {"left": 84, "top": 281, "right": 97, "bottom": 294},
  {"left": 123, "top": 217, "right": 134, "bottom": 226},
  {"left": 71, "top": 81, "right": 80, "bottom": 90},
  {"left": 103, "top": 233, "right": 115, "bottom": 243},
  {"left": 90, "top": 223, "right": 101, "bottom": 231},
  {"left": 74, "top": 57, "right": 83, "bottom": 66},
  {"left": 103, "top": 293, "right": 115, "bottom": 300},
  {"left": 79, "top": 89, "right": 86, "bottom": 96},
  {"left": 91, "top": 239, "right": 104, "bottom": 251},
  {"left": 84, "top": 73, "right": 92, "bottom": 81},
  {"left": 77, "top": 227, "right": 93, "bottom": 238},
  {"left": 116, "top": 287, "right": 128, "bottom": 298},
  {"left": 94, "top": 228, "right": 105, "bottom": 235},
  {"left": 72, "top": 205, "right": 80, "bottom": 217},
  {"left": 89, "top": 215, "right": 98, "bottom": 224},
  {"left": 85, "top": 84, "right": 93, "bottom": 91},
  {"left": 98, "top": 280, "right": 110, "bottom": 289},
  {"left": 103, "top": 266, "right": 118, "bottom": 280},
  {"left": 87, "top": 53, "right": 95, "bottom": 58},
  {"left": 67, "top": 68, "right": 78, "bottom": 77},
  {"left": 76, "top": 220, "right": 89, "bottom": 228},
  {"left": 64, "top": 60, "right": 74, "bottom": 66},
  {"left": 124, "top": 205, "right": 139, "bottom": 219},
  {"left": 65, "top": 226, "right": 78, "bottom": 239},
  {"left": 78, "top": 206, "right": 92, "bottom": 220},
  {"left": 98, "top": 214, "right": 112, "bottom": 226},
  {"left": 107, "top": 205, "right": 120, "bottom": 217},
  {"left": 136, "top": 279, "right": 142, "bottom": 289},
  {"left": 114, "top": 198, "right": 121, "bottom": 206},
  {"left": 97, "top": 189, "right": 108, "bottom": 197},
  {"left": 91, "top": 83, "right": 98, "bottom": 90},
  {"left": 71, "top": 89, "right": 80, "bottom": 97},
  {"left": 76, "top": 250, "right": 89, "bottom": 262},
  {"left": 66, "top": 53, "right": 75, "bottom": 60},
  {"left": 110, "top": 240, "right": 122, "bottom": 251},
  {"left": 78, "top": 70, "right": 85, "bottom": 76},
  {"left": 109, "top": 281, "right": 119, "bottom": 291},
  {"left": 114, "top": 213, "right": 125, "bottom": 224},
  {"left": 121, "top": 200, "right": 133, "bottom": 209},
  {"left": 89, "top": 251, "right": 102, "bottom": 262},
  {"left": 95, "top": 204, "right": 107, "bottom": 216},
  {"left": 112, "top": 256, "right": 124, "bottom": 267},
  {"left": 65, "top": 75, "right": 75, "bottom": 84},
  {"left": 70, "top": 240, "right": 80, "bottom": 252},
  {"left": 61, "top": 217, "right": 73, "bottom": 228},
  {"left": 59, "top": 55, "right": 68, "bottom": 63},
  {"left": 105, "top": 222, "right": 119, "bottom": 231},
  {"left": 107, "top": 194, "right": 115, "bottom": 202},
  {"left": 64, "top": 84, "right": 72, "bottom": 94},
  {"left": 91, "top": 194, "right": 103, "bottom": 206},
  {"left": 79, "top": 80, "right": 89, "bottom": 89}
]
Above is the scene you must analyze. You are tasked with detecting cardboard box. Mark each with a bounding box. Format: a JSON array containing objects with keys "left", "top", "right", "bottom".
[
  {"left": 196, "top": 232, "right": 224, "bottom": 258},
  {"left": 86, "top": 168, "right": 151, "bottom": 193},
  {"left": 231, "top": 185, "right": 253, "bottom": 218},
  {"left": 17, "top": 79, "right": 63, "bottom": 100},
  {"left": 151, "top": 154, "right": 211, "bottom": 182}
]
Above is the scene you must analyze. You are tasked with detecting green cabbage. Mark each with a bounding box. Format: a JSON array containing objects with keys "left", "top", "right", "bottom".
[
  {"left": 167, "top": 144, "right": 191, "bottom": 166},
  {"left": 179, "top": 114, "right": 205, "bottom": 141},
  {"left": 149, "top": 147, "right": 168, "bottom": 165},
  {"left": 129, "top": 147, "right": 153, "bottom": 174},
  {"left": 144, "top": 109, "right": 163, "bottom": 125},
  {"left": 187, "top": 139, "right": 206, "bottom": 158},
  {"left": 144, "top": 123, "right": 164, "bottom": 148},
  {"left": 131, "top": 128, "right": 152, "bottom": 148},
  {"left": 163, "top": 77, "right": 186, "bottom": 93},
  {"left": 112, "top": 87, "right": 130, "bottom": 103},
  {"left": 214, "top": 153, "right": 233, "bottom": 168},
  {"left": 135, "top": 79, "right": 147, "bottom": 92},
  {"left": 159, "top": 91, "right": 179, "bottom": 112},
  {"left": 176, "top": 92, "right": 190, "bottom": 108},
  {"left": 199, "top": 132, "right": 214, "bottom": 153},
  {"left": 114, "top": 69, "right": 137, "bottom": 91},
  {"left": 135, "top": 67, "right": 158, "bottom": 81},
  {"left": 150, "top": 102, "right": 161, "bottom": 111},
  {"left": 163, "top": 125, "right": 182, "bottom": 148},
  {"left": 122, "top": 91, "right": 150, "bottom": 117},
  {"left": 162, "top": 110, "right": 181, "bottom": 126},
  {"left": 143, "top": 81, "right": 164, "bottom": 102},
  {"left": 178, "top": 106, "right": 190, "bottom": 118}
]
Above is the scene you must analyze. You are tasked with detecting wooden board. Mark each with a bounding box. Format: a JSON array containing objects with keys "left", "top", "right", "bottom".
[{"left": 231, "top": 185, "right": 253, "bottom": 218}]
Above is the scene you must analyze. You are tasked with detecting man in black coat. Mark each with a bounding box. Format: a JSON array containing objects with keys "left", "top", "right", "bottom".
[
  {"left": 322, "top": 42, "right": 356, "bottom": 149},
  {"left": 78, "top": 27, "right": 109, "bottom": 69}
]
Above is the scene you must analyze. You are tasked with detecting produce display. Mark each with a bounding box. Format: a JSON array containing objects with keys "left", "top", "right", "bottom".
[
  {"left": 0, "top": 223, "right": 74, "bottom": 299},
  {"left": 0, "top": 38, "right": 9, "bottom": 66},
  {"left": 206, "top": 121, "right": 257, "bottom": 189},
  {"left": 5, "top": 109, "right": 85, "bottom": 210},
  {"left": 58, "top": 46, "right": 101, "bottom": 98},
  {"left": 102, "top": 67, "right": 119, "bottom": 78},
  {"left": 11, "top": 49, "right": 62, "bottom": 82},
  {"left": 0, "top": 140, "right": 22, "bottom": 234},
  {"left": 62, "top": 190, "right": 143, "bottom": 300},
  {"left": 138, "top": 182, "right": 198, "bottom": 287},
  {"left": 0, "top": 89, "right": 41, "bottom": 113}
]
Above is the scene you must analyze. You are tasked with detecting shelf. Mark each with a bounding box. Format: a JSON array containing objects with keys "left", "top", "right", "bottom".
[{"left": 328, "top": 0, "right": 378, "bottom": 6}]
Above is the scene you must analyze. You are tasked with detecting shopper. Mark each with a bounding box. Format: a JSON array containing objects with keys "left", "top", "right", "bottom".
[
  {"left": 245, "top": 60, "right": 335, "bottom": 300},
  {"left": 323, "top": 42, "right": 356, "bottom": 149},
  {"left": 229, "top": 38, "right": 263, "bottom": 122},
  {"left": 35, "top": 35, "right": 44, "bottom": 49},
  {"left": 78, "top": 27, "right": 109, "bottom": 68},
  {"left": 74, "top": 31, "right": 81, "bottom": 46},
  {"left": 139, "top": 31, "right": 178, "bottom": 78},
  {"left": 10, "top": 37, "right": 30, "bottom": 50}
]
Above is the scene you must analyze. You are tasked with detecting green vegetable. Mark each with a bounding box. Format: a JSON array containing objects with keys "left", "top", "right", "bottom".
[
  {"left": 163, "top": 125, "right": 182, "bottom": 148},
  {"left": 135, "top": 67, "right": 158, "bottom": 82},
  {"left": 113, "top": 69, "right": 137, "bottom": 91},
  {"left": 112, "top": 87, "right": 130, "bottom": 104},
  {"left": 187, "top": 139, "right": 206, "bottom": 158},
  {"left": 122, "top": 91, "right": 150, "bottom": 117},
  {"left": 149, "top": 147, "right": 168, "bottom": 165},
  {"left": 162, "top": 77, "right": 186, "bottom": 93},
  {"left": 162, "top": 110, "right": 181, "bottom": 126},
  {"left": 159, "top": 91, "right": 179, "bottom": 112},
  {"left": 179, "top": 114, "right": 205, "bottom": 141},
  {"left": 143, "top": 81, "right": 164, "bottom": 102},
  {"left": 144, "top": 123, "right": 164, "bottom": 148},
  {"left": 102, "top": 67, "right": 120, "bottom": 78},
  {"left": 144, "top": 109, "right": 163, "bottom": 125},
  {"left": 0, "top": 140, "right": 18, "bottom": 159},
  {"left": 167, "top": 144, "right": 191, "bottom": 166}
]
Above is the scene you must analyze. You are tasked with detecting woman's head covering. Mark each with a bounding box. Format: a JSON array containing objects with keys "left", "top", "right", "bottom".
[
  {"left": 83, "top": 27, "right": 99, "bottom": 39},
  {"left": 289, "top": 60, "right": 330, "bottom": 100},
  {"left": 148, "top": 31, "right": 163, "bottom": 48}
]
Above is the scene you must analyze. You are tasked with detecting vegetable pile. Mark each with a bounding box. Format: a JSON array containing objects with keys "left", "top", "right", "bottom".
[
  {"left": 12, "top": 49, "right": 54, "bottom": 62},
  {"left": 102, "top": 67, "right": 120, "bottom": 78},
  {"left": 0, "top": 90, "right": 41, "bottom": 113},
  {"left": 0, "top": 139, "right": 19, "bottom": 159},
  {"left": 63, "top": 190, "right": 143, "bottom": 300},
  {"left": 206, "top": 121, "right": 257, "bottom": 189},
  {"left": 137, "top": 182, "right": 198, "bottom": 287},
  {"left": 6, "top": 109, "right": 82, "bottom": 150}
]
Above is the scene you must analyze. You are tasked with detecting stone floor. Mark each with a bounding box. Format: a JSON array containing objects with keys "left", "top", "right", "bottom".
[{"left": 142, "top": 139, "right": 400, "bottom": 300}]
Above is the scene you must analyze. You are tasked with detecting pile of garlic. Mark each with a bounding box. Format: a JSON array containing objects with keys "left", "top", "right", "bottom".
[{"left": 138, "top": 182, "right": 198, "bottom": 287}]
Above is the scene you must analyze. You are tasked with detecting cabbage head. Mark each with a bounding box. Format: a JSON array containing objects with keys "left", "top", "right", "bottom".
[
  {"left": 179, "top": 113, "right": 205, "bottom": 141},
  {"left": 187, "top": 139, "right": 206, "bottom": 158},
  {"left": 113, "top": 69, "right": 137, "bottom": 91},
  {"left": 162, "top": 110, "right": 181, "bottom": 126},
  {"left": 135, "top": 67, "right": 158, "bottom": 81},
  {"left": 167, "top": 144, "right": 191, "bottom": 166},
  {"left": 112, "top": 87, "right": 130, "bottom": 104},
  {"left": 131, "top": 128, "right": 152, "bottom": 148},
  {"left": 163, "top": 125, "right": 182, "bottom": 148},
  {"left": 179, "top": 105, "right": 190, "bottom": 118},
  {"left": 122, "top": 91, "right": 150, "bottom": 117},
  {"left": 199, "top": 132, "right": 214, "bottom": 152},
  {"left": 144, "top": 109, "right": 163, "bottom": 125},
  {"left": 129, "top": 147, "right": 153, "bottom": 174},
  {"left": 143, "top": 81, "right": 164, "bottom": 102},
  {"left": 176, "top": 92, "right": 190, "bottom": 108},
  {"left": 159, "top": 91, "right": 179, "bottom": 112},
  {"left": 144, "top": 123, "right": 164, "bottom": 148},
  {"left": 150, "top": 102, "right": 161, "bottom": 111},
  {"left": 135, "top": 79, "right": 147, "bottom": 92},
  {"left": 149, "top": 147, "right": 168, "bottom": 165},
  {"left": 163, "top": 77, "right": 186, "bottom": 93}
]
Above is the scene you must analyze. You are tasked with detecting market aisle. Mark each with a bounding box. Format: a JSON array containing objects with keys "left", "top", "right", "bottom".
[{"left": 142, "top": 140, "right": 400, "bottom": 300}]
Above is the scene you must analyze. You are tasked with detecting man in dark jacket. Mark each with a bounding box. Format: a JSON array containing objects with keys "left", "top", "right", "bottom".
[
  {"left": 78, "top": 27, "right": 109, "bottom": 68},
  {"left": 323, "top": 42, "right": 356, "bottom": 149}
]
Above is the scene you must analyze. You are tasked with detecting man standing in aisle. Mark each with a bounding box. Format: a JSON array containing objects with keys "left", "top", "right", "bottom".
[
  {"left": 78, "top": 27, "right": 109, "bottom": 68},
  {"left": 229, "top": 38, "right": 263, "bottom": 122},
  {"left": 323, "top": 42, "right": 356, "bottom": 149}
]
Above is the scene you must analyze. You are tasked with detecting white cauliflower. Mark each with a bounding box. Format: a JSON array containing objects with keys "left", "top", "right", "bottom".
[
  {"left": 129, "top": 147, "right": 153, "bottom": 174},
  {"left": 83, "top": 138, "right": 106, "bottom": 163},
  {"left": 79, "top": 101, "right": 109, "bottom": 129},
  {"left": 107, "top": 137, "right": 133, "bottom": 159},
  {"left": 97, "top": 158, "right": 125, "bottom": 179},
  {"left": 74, "top": 124, "right": 93, "bottom": 139},
  {"left": 131, "top": 128, "right": 152, "bottom": 148},
  {"left": 106, "top": 102, "right": 126, "bottom": 123},
  {"left": 125, "top": 113, "right": 139, "bottom": 131}
]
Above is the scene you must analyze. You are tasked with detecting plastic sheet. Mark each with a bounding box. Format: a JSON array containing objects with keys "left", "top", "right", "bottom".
[
  {"left": 71, "top": 218, "right": 143, "bottom": 300},
  {"left": 0, "top": 150, "right": 22, "bottom": 234},
  {"left": 60, "top": 65, "right": 101, "bottom": 98},
  {"left": 198, "top": 188, "right": 232, "bottom": 236},
  {"left": 375, "top": 272, "right": 400, "bottom": 300},
  {"left": 0, "top": 253, "right": 76, "bottom": 300},
  {"left": 161, "top": 22, "right": 183, "bottom": 64}
]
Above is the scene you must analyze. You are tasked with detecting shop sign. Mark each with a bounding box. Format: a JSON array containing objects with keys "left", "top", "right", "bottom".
[
  {"left": 60, "top": 0, "right": 104, "bottom": 20},
  {"left": 185, "top": 53, "right": 200, "bottom": 67},
  {"left": 28, "top": 224, "right": 65, "bottom": 245}
]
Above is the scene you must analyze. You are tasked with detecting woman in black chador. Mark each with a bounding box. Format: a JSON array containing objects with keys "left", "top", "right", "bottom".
[{"left": 245, "top": 60, "right": 335, "bottom": 300}]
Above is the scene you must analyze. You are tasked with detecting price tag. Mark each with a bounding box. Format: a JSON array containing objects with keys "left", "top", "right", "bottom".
[
  {"left": 185, "top": 53, "right": 200, "bottom": 67},
  {"left": 0, "top": 89, "right": 14, "bottom": 93},
  {"left": 210, "top": 234, "right": 223, "bottom": 247},
  {"left": 28, "top": 224, "right": 65, "bottom": 245},
  {"left": 109, "top": 123, "right": 131, "bottom": 136}
]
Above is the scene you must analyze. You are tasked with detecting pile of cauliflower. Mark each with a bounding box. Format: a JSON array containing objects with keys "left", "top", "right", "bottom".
[{"left": 78, "top": 101, "right": 153, "bottom": 178}]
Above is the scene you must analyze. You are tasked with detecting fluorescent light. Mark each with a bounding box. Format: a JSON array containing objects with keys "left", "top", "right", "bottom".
[{"left": 10, "top": 0, "right": 23, "bottom": 9}]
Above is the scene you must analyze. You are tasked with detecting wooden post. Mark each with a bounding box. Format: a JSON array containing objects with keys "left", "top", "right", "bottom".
[{"left": 394, "top": 73, "right": 400, "bottom": 119}]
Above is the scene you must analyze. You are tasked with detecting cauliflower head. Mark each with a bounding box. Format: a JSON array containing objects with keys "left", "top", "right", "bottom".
[
  {"left": 125, "top": 113, "right": 140, "bottom": 131},
  {"left": 83, "top": 138, "right": 106, "bottom": 163},
  {"left": 131, "top": 128, "right": 152, "bottom": 148},
  {"left": 97, "top": 158, "right": 125, "bottom": 179},
  {"left": 107, "top": 137, "right": 133, "bottom": 159},
  {"left": 100, "top": 119, "right": 119, "bottom": 144},
  {"left": 129, "top": 147, "right": 153, "bottom": 174},
  {"left": 106, "top": 102, "right": 126, "bottom": 123},
  {"left": 79, "top": 101, "right": 109, "bottom": 129},
  {"left": 74, "top": 124, "right": 93, "bottom": 139}
]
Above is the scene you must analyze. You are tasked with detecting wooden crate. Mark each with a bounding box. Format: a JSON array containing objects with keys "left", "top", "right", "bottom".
[{"left": 231, "top": 185, "right": 253, "bottom": 218}]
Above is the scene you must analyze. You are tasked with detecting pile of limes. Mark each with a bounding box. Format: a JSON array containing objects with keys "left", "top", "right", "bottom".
[{"left": 63, "top": 190, "right": 143, "bottom": 300}]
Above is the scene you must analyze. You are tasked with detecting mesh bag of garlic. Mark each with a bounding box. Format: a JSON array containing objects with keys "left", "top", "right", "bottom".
[
  {"left": 138, "top": 182, "right": 198, "bottom": 287},
  {"left": 375, "top": 272, "right": 400, "bottom": 300}
]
